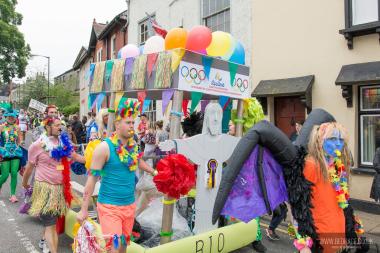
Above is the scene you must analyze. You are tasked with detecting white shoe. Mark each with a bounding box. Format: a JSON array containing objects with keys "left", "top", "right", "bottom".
[
  {"left": 38, "top": 239, "right": 45, "bottom": 250},
  {"left": 42, "top": 243, "right": 50, "bottom": 253}
]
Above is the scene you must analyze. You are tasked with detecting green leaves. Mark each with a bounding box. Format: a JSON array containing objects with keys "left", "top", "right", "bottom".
[{"left": 0, "top": 0, "right": 30, "bottom": 84}]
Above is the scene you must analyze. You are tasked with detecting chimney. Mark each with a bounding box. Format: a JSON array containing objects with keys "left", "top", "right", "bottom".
[{"left": 93, "top": 18, "right": 96, "bottom": 24}]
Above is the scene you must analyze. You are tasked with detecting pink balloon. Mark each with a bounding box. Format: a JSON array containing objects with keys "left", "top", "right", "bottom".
[
  {"left": 195, "top": 49, "right": 207, "bottom": 55},
  {"left": 186, "top": 26, "right": 212, "bottom": 51},
  {"left": 120, "top": 44, "right": 140, "bottom": 59}
]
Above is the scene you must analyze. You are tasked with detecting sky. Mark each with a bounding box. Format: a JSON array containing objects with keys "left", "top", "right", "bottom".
[{"left": 15, "top": 0, "right": 128, "bottom": 83}]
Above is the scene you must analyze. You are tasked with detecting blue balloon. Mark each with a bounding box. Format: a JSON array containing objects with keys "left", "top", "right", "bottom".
[
  {"left": 229, "top": 41, "right": 245, "bottom": 65},
  {"left": 139, "top": 45, "right": 144, "bottom": 55},
  {"left": 117, "top": 50, "right": 122, "bottom": 59}
]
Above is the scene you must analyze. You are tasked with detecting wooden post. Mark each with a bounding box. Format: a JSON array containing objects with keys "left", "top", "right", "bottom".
[
  {"left": 235, "top": 99, "right": 244, "bottom": 137},
  {"left": 160, "top": 90, "right": 183, "bottom": 244},
  {"left": 106, "top": 92, "right": 116, "bottom": 135}
]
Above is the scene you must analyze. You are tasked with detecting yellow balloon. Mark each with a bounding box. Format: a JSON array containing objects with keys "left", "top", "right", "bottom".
[
  {"left": 206, "top": 31, "right": 232, "bottom": 57},
  {"left": 84, "top": 139, "right": 101, "bottom": 170}
]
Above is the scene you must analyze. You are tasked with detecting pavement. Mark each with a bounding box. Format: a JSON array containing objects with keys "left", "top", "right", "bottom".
[{"left": 0, "top": 173, "right": 379, "bottom": 253}]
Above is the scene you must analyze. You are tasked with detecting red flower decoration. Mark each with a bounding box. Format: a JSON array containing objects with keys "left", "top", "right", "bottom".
[{"left": 153, "top": 154, "right": 196, "bottom": 199}]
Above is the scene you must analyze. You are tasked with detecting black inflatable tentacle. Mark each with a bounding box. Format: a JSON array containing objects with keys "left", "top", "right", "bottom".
[
  {"left": 295, "top": 108, "right": 336, "bottom": 149},
  {"left": 257, "top": 146, "right": 272, "bottom": 215}
]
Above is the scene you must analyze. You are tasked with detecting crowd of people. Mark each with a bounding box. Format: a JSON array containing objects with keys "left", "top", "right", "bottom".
[{"left": 0, "top": 100, "right": 377, "bottom": 253}]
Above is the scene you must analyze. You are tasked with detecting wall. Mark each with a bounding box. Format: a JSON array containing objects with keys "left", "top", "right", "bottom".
[
  {"left": 251, "top": 0, "right": 380, "bottom": 201},
  {"left": 106, "top": 24, "right": 127, "bottom": 59}
]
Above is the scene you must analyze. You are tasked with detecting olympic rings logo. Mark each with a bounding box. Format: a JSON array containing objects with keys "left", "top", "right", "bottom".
[
  {"left": 181, "top": 66, "right": 206, "bottom": 85},
  {"left": 232, "top": 78, "right": 249, "bottom": 92}
]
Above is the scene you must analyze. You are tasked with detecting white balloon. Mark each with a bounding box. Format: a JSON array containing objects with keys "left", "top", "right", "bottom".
[{"left": 143, "top": 35, "right": 165, "bottom": 54}]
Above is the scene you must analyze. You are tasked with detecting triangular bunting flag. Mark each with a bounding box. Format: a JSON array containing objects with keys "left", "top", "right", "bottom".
[
  {"left": 142, "top": 99, "right": 152, "bottom": 112},
  {"left": 190, "top": 92, "right": 203, "bottom": 113},
  {"left": 182, "top": 99, "right": 189, "bottom": 117},
  {"left": 171, "top": 48, "right": 185, "bottom": 72},
  {"left": 114, "top": 92, "right": 124, "bottom": 111},
  {"left": 124, "top": 58, "right": 135, "bottom": 76},
  {"left": 162, "top": 89, "right": 175, "bottom": 115},
  {"left": 117, "top": 97, "right": 127, "bottom": 111},
  {"left": 96, "top": 93, "right": 106, "bottom": 112},
  {"left": 201, "top": 100, "right": 210, "bottom": 112},
  {"left": 147, "top": 53, "right": 159, "bottom": 78},
  {"left": 201, "top": 55, "right": 214, "bottom": 80},
  {"left": 218, "top": 96, "right": 231, "bottom": 111},
  {"left": 229, "top": 62, "right": 239, "bottom": 87},
  {"left": 89, "top": 93, "right": 97, "bottom": 110},
  {"left": 137, "top": 91, "right": 147, "bottom": 112}
]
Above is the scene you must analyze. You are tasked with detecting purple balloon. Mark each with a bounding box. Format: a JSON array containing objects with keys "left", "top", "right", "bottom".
[
  {"left": 120, "top": 44, "right": 139, "bottom": 59},
  {"left": 229, "top": 41, "right": 245, "bottom": 65}
]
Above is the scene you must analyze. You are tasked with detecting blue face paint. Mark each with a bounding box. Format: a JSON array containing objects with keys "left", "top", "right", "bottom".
[{"left": 322, "top": 129, "right": 344, "bottom": 157}]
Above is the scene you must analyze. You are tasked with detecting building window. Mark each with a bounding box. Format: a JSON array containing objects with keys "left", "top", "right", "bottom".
[
  {"left": 351, "top": 0, "right": 379, "bottom": 26},
  {"left": 138, "top": 15, "right": 155, "bottom": 45},
  {"left": 359, "top": 85, "right": 380, "bottom": 166},
  {"left": 145, "top": 101, "right": 157, "bottom": 127},
  {"left": 96, "top": 48, "right": 102, "bottom": 62},
  {"left": 111, "top": 35, "right": 116, "bottom": 59},
  {"left": 340, "top": 0, "right": 380, "bottom": 49},
  {"left": 202, "top": 0, "right": 230, "bottom": 32}
]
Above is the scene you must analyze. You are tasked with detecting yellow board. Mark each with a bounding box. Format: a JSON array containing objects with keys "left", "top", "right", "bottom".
[{"left": 65, "top": 209, "right": 257, "bottom": 253}]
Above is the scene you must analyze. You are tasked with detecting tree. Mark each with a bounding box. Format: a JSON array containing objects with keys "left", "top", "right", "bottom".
[{"left": 0, "top": 0, "right": 30, "bottom": 85}]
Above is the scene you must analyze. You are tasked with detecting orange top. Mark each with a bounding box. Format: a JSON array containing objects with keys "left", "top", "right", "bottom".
[{"left": 303, "top": 158, "right": 346, "bottom": 253}]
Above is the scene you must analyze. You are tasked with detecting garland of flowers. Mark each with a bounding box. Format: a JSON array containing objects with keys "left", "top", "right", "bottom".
[
  {"left": 327, "top": 150, "right": 349, "bottom": 209},
  {"left": 3, "top": 123, "right": 18, "bottom": 143},
  {"left": 40, "top": 132, "right": 74, "bottom": 206},
  {"left": 110, "top": 132, "right": 142, "bottom": 171}
]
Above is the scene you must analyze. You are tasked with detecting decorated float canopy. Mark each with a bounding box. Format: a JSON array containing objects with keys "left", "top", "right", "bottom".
[{"left": 88, "top": 26, "right": 250, "bottom": 111}]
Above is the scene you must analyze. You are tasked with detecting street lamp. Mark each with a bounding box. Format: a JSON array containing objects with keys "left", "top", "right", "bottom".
[{"left": 30, "top": 54, "right": 50, "bottom": 104}]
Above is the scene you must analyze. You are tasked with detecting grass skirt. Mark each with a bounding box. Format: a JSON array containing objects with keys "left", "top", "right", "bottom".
[{"left": 29, "top": 181, "right": 67, "bottom": 217}]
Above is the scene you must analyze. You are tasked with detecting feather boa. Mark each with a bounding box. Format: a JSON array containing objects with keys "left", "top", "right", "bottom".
[{"left": 40, "top": 132, "right": 73, "bottom": 206}]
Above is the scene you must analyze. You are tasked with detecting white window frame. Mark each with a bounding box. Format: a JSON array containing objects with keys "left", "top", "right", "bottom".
[
  {"left": 138, "top": 17, "right": 152, "bottom": 46},
  {"left": 202, "top": 0, "right": 230, "bottom": 32},
  {"left": 360, "top": 114, "right": 380, "bottom": 165},
  {"left": 351, "top": 0, "right": 379, "bottom": 26},
  {"left": 96, "top": 48, "right": 102, "bottom": 62},
  {"left": 360, "top": 85, "right": 380, "bottom": 111},
  {"left": 145, "top": 101, "right": 157, "bottom": 127},
  {"left": 110, "top": 35, "right": 117, "bottom": 59}
]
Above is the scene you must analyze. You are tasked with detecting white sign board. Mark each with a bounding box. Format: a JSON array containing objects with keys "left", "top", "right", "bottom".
[
  {"left": 178, "top": 61, "right": 250, "bottom": 99},
  {"left": 29, "top": 99, "right": 47, "bottom": 113}
]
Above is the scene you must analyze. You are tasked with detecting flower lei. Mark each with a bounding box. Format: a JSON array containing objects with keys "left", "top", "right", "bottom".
[
  {"left": 110, "top": 132, "right": 142, "bottom": 171},
  {"left": 3, "top": 123, "right": 18, "bottom": 143},
  {"left": 328, "top": 150, "right": 349, "bottom": 209},
  {"left": 39, "top": 131, "right": 73, "bottom": 205}
]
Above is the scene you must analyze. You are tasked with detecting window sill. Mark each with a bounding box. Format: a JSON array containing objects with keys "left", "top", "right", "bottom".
[
  {"left": 339, "top": 21, "right": 380, "bottom": 49},
  {"left": 351, "top": 167, "right": 376, "bottom": 175}
]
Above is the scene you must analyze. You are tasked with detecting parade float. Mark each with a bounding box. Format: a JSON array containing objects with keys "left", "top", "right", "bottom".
[{"left": 67, "top": 26, "right": 259, "bottom": 253}]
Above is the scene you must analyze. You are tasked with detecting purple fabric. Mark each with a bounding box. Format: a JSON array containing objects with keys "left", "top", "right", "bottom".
[
  {"left": 221, "top": 146, "right": 288, "bottom": 223},
  {"left": 200, "top": 100, "right": 210, "bottom": 112}
]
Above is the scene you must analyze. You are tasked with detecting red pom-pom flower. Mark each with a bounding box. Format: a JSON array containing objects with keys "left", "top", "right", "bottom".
[{"left": 153, "top": 154, "right": 196, "bottom": 199}]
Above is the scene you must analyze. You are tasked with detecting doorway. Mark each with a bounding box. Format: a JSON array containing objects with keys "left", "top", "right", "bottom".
[{"left": 274, "top": 96, "right": 306, "bottom": 138}]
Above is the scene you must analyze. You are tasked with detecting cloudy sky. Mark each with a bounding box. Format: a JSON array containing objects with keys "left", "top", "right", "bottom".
[{"left": 15, "top": 0, "right": 127, "bottom": 82}]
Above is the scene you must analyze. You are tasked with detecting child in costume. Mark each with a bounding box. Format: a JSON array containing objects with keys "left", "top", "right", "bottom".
[{"left": 0, "top": 109, "right": 23, "bottom": 202}]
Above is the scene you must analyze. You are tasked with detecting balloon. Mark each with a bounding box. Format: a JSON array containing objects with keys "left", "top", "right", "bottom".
[
  {"left": 221, "top": 37, "right": 237, "bottom": 61},
  {"left": 165, "top": 28, "right": 188, "bottom": 50},
  {"left": 117, "top": 50, "right": 122, "bottom": 59},
  {"left": 143, "top": 35, "right": 165, "bottom": 54},
  {"left": 139, "top": 45, "right": 144, "bottom": 55},
  {"left": 186, "top": 25, "right": 212, "bottom": 51},
  {"left": 196, "top": 49, "right": 207, "bottom": 55},
  {"left": 206, "top": 31, "right": 232, "bottom": 57},
  {"left": 229, "top": 41, "right": 245, "bottom": 65},
  {"left": 119, "top": 44, "right": 140, "bottom": 59}
]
